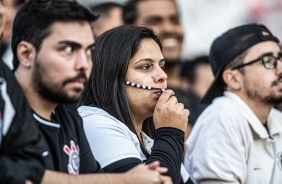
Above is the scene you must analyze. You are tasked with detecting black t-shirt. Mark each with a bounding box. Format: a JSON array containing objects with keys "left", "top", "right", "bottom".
[
  {"left": 34, "top": 104, "right": 102, "bottom": 174},
  {"left": 0, "top": 60, "right": 45, "bottom": 184}
]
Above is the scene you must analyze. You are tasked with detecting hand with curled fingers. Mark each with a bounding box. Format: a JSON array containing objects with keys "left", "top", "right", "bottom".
[
  {"left": 153, "top": 89, "right": 189, "bottom": 132},
  {"left": 124, "top": 161, "right": 172, "bottom": 184},
  {"left": 160, "top": 176, "right": 173, "bottom": 184}
]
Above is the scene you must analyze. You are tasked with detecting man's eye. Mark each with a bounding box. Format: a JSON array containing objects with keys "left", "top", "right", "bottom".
[
  {"left": 64, "top": 46, "right": 73, "bottom": 54},
  {"left": 171, "top": 18, "right": 180, "bottom": 25},
  {"left": 160, "top": 62, "right": 166, "bottom": 70},
  {"left": 262, "top": 56, "right": 275, "bottom": 68},
  {"left": 86, "top": 48, "right": 92, "bottom": 56}
]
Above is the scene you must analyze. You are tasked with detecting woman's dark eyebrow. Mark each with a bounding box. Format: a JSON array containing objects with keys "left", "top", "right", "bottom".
[
  {"left": 159, "top": 59, "right": 165, "bottom": 63},
  {"left": 135, "top": 58, "right": 165, "bottom": 64}
]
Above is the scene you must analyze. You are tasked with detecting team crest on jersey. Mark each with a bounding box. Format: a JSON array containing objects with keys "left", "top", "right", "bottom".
[
  {"left": 277, "top": 152, "right": 282, "bottom": 170},
  {"left": 63, "top": 140, "right": 80, "bottom": 174}
]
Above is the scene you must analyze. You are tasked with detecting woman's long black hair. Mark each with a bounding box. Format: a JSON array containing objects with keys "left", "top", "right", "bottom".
[{"left": 78, "top": 25, "right": 162, "bottom": 158}]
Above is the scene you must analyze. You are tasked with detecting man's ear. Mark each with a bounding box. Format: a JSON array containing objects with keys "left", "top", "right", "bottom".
[
  {"left": 222, "top": 69, "right": 241, "bottom": 91},
  {"left": 17, "top": 41, "right": 36, "bottom": 68}
]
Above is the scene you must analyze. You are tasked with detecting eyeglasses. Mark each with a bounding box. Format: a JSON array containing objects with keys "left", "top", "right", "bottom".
[{"left": 231, "top": 52, "right": 282, "bottom": 70}]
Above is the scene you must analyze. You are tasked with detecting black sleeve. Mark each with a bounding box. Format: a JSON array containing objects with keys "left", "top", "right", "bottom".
[
  {"left": 110, "top": 127, "right": 184, "bottom": 184},
  {"left": 0, "top": 61, "right": 45, "bottom": 184},
  {"left": 103, "top": 157, "right": 142, "bottom": 173},
  {"left": 146, "top": 127, "right": 184, "bottom": 184}
]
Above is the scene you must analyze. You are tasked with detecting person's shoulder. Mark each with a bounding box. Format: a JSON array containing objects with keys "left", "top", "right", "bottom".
[
  {"left": 78, "top": 106, "right": 117, "bottom": 122},
  {"left": 78, "top": 105, "right": 128, "bottom": 130},
  {"left": 192, "top": 95, "right": 246, "bottom": 136},
  {"left": 78, "top": 105, "right": 108, "bottom": 118},
  {"left": 270, "top": 108, "right": 282, "bottom": 116},
  {"left": 269, "top": 108, "right": 282, "bottom": 122},
  {"left": 200, "top": 96, "right": 241, "bottom": 119}
]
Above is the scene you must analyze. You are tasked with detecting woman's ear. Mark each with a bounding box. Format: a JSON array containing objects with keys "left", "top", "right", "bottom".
[
  {"left": 222, "top": 69, "right": 241, "bottom": 91},
  {"left": 17, "top": 41, "right": 36, "bottom": 68}
]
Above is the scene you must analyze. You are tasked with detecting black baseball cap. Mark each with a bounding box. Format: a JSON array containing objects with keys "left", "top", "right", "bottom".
[{"left": 201, "top": 23, "right": 279, "bottom": 104}]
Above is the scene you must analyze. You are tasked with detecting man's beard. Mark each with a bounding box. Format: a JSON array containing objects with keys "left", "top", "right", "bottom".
[
  {"left": 244, "top": 76, "right": 282, "bottom": 105},
  {"left": 32, "top": 59, "right": 88, "bottom": 104}
]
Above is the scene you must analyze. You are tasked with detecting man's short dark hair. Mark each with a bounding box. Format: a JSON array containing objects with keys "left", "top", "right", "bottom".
[
  {"left": 12, "top": 0, "right": 98, "bottom": 71},
  {"left": 90, "top": 2, "right": 122, "bottom": 18},
  {"left": 123, "top": 0, "right": 176, "bottom": 24}
]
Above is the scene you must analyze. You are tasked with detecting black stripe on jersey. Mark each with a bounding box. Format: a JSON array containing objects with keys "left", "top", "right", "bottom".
[{"left": 103, "top": 157, "right": 142, "bottom": 173}]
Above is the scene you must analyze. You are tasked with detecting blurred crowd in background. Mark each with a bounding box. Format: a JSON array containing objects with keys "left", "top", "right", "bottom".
[
  {"left": 3, "top": 0, "right": 282, "bottom": 67},
  {"left": 1, "top": 0, "right": 282, "bottom": 183},
  {"left": 77, "top": 0, "right": 282, "bottom": 60}
]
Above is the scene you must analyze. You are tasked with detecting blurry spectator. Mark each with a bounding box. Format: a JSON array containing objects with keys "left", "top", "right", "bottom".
[
  {"left": 0, "top": 1, "right": 45, "bottom": 183},
  {"left": 181, "top": 56, "right": 214, "bottom": 98},
  {"left": 0, "top": 0, "right": 25, "bottom": 69},
  {"left": 90, "top": 2, "right": 123, "bottom": 37},
  {"left": 185, "top": 24, "right": 282, "bottom": 184},
  {"left": 123, "top": 0, "right": 205, "bottom": 138}
]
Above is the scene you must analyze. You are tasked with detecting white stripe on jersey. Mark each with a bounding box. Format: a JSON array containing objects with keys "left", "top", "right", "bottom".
[
  {"left": 33, "top": 113, "right": 60, "bottom": 128},
  {"left": 0, "top": 77, "right": 15, "bottom": 136}
]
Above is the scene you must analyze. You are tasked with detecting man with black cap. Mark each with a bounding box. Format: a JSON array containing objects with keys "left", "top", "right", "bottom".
[{"left": 184, "top": 23, "right": 282, "bottom": 184}]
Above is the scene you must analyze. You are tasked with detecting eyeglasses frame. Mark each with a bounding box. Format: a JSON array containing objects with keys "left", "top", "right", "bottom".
[{"left": 231, "top": 52, "right": 282, "bottom": 70}]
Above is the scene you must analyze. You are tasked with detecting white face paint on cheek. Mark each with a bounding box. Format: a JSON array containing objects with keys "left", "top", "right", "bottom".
[{"left": 125, "top": 81, "right": 167, "bottom": 91}]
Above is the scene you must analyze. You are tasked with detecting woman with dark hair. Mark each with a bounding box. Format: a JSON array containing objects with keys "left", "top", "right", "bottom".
[{"left": 78, "top": 25, "right": 190, "bottom": 184}]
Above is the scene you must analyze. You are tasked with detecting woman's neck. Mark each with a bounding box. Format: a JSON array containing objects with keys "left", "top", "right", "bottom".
[{"left": 132, "top": 116, "right": 144, "bottom": 141}]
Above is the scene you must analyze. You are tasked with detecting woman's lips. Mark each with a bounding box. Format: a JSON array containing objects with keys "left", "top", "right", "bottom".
[{"left": 153, "top": 90, "right": 164, "bottom": 97}]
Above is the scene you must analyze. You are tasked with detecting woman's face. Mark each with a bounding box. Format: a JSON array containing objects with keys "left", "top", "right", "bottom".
[{"left": 125, "top": 38, "right": 167, "bottom": 120}]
